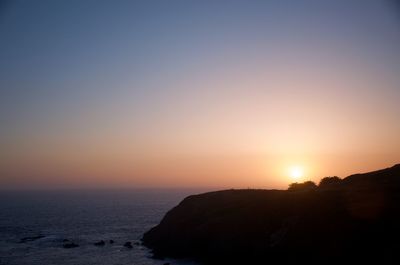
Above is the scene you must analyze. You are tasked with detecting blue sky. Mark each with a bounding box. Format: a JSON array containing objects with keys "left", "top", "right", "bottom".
[{"left": 1, "top": 0, "right": 400, "bottom": 188}]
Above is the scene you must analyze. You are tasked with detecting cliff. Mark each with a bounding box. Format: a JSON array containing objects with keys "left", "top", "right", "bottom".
[{"left": 142, "top": 164, "right": 400, "bottom": 264}]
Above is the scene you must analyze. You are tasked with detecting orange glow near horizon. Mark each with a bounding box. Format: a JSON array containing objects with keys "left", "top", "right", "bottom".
[{"left": 0, "top": 1, "right": 399, "bottom": 190}]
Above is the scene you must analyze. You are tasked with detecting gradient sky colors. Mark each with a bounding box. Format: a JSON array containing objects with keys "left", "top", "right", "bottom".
[{"left": 1, "top": 0, "right": 400, "bottom": 189}]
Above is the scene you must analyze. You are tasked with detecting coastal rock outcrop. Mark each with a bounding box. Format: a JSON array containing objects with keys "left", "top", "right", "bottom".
[{"left": 143, "top": 164, "right": 400, "bottom": 264}]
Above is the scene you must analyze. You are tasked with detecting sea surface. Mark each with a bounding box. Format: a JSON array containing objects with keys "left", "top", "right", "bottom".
[{"left": 0, "top": 189, "right": 207, "bottom": 265}]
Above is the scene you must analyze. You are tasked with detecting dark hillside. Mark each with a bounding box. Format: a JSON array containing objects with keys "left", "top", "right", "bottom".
[{"left": 143, "top": 164, "right": 400, "bottom": 264}]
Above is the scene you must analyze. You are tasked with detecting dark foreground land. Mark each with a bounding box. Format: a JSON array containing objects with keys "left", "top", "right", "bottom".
[{"left": 143, "top": 164, "right": 400, "bottom": 264}]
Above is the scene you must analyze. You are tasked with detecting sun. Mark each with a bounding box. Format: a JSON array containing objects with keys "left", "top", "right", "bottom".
[{"left": 289, "top": 166, "right": 304, "bottom": 181}]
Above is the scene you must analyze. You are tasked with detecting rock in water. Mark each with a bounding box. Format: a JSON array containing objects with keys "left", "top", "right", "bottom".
[
  {"left": 19, "top": 235, "right": 45, "bottom": 243},
  {"left": 94, "top": 240, "right": 105, "bottom": 246},
  {"left": 123, "top": 241, "right": 133, "bottom": 248},
  {"left": 63, "top": 242, "right": 79, "bottom": 248}
]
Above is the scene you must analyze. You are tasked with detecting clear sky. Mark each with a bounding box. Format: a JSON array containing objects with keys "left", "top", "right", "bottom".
[{"left": 1, "top": 0, "right": 399, "bottom": 189}]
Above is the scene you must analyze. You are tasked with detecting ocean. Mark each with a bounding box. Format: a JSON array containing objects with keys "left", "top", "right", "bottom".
[{"left": 0, "top": 189, "right": 207, "bottom": 265}]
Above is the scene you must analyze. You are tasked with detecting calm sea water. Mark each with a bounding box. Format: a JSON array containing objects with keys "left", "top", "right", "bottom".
[{"left": 0, "top": 189, "right": 207, "bottom": 265}]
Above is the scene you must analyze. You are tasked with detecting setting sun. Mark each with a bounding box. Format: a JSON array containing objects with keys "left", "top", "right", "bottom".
[{"left": 289, "top": 166, "right": 304, "bottom": 181}]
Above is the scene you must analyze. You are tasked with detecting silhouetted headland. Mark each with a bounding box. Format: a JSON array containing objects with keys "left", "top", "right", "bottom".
[{"left": 143, "top": 164, "right": 400, "bottom": 264}]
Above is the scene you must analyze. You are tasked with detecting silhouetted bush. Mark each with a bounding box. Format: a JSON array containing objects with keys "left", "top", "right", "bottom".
[
  {"left": 288, "top": 181, "right": 317, "bottom": 191},
  {"left": 319, "top": 176, "right": 341, "bottom": 188}
]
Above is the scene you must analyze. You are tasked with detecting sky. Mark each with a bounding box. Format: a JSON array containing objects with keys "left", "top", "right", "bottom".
[{"left": 0, "top": 0, "right": 400, "bottom": 189}]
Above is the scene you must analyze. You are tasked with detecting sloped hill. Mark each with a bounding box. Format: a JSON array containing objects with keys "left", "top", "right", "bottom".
[{"left": 143, "top": 164, "right": 400, "bottom": 264}]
